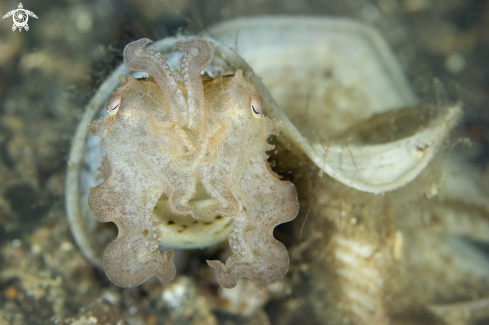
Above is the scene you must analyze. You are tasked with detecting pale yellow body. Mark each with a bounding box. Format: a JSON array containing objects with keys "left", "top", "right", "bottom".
[{"left": 87, "top": 38, "right": 299, "bottom": 288}]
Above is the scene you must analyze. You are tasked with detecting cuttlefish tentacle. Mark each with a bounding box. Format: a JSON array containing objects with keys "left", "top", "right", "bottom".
[
  {"left": 124, "top": 38, "right": 187, "bottom": 127},
  {"left": 148, "top": 112, "right": 196, "bottom": 157},
  {"left": 173, "top": 39, "right": 214, "bottom": 138},
  {"left": 201, "top": 168, "right": 239, "bottom": 217}
]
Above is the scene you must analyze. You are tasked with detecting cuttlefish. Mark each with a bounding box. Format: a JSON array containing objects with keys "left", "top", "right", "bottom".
[{"left": 87, "top": 38, "right": 299, "bottom": 289}]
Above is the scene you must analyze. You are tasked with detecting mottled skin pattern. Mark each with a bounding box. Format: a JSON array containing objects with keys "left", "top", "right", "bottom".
[{"left": 87, "top": 38, "right": 299, "bottom": 288}]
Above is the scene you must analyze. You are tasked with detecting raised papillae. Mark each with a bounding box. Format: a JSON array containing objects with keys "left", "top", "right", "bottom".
[{"left": 87, "top": 38, "right": 299, "bottom": 288}]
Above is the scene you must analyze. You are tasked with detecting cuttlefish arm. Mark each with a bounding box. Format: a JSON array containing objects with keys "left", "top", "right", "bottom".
[
  {"left": 173, "top": 38, "right": 214, "bottom": 136},
  {"left": 123, "top": 38, "right": 187, "bottom": 127}
]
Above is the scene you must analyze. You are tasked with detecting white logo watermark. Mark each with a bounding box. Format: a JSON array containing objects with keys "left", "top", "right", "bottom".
[{"left": 2, "top": 3, "right": 38, "bottom": 32}]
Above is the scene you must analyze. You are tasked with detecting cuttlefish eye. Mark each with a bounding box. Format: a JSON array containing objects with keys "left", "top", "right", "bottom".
[
  {"left": 107, "top": 96, "right": 121, "bottom": 115},
  {"left": 251, "top": 97, "right": 262, "bottom": 117}
]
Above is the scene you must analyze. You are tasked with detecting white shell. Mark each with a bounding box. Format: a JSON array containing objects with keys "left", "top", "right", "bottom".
[{"left": 207, "top": 16, "right": 461, "bottom": 193}]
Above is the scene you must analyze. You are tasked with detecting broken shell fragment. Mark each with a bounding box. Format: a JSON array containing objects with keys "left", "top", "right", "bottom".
[{"left": 309, "top": 104, "right": 461, "bottom": 192}]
